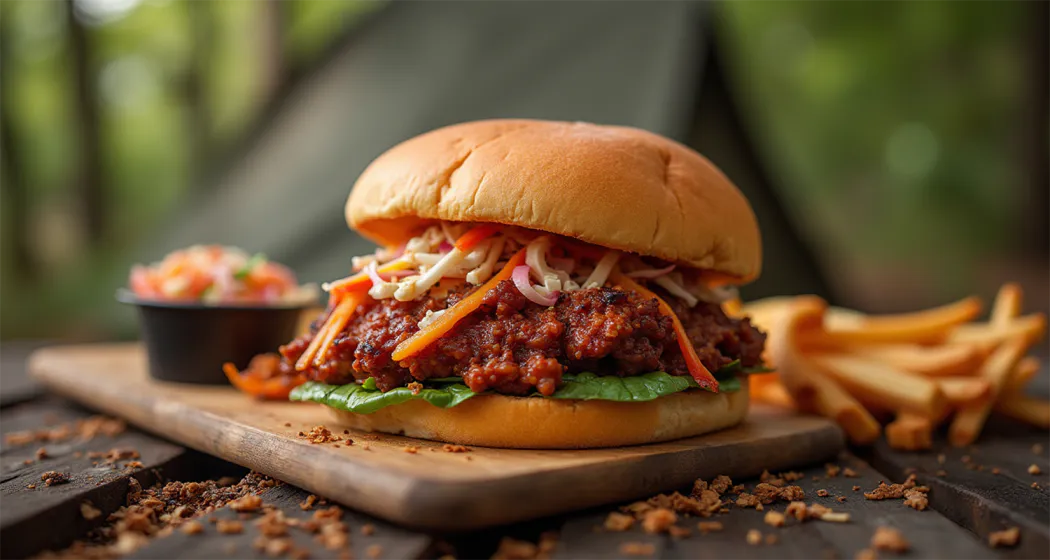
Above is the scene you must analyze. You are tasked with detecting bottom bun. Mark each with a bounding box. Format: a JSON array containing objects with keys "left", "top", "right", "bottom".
[{"left": 323, "top": 378, "right": 749, "bottom": 449}]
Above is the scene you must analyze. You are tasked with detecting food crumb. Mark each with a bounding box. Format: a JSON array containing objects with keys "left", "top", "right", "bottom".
[
  {"left": 36, "top": 447, "right": 49, "bottom": 460},
  {"left": 903, "top": 490, "right": 928, "bottom": 511},
  {"left": 604, "top": 512, "right": 635, "bottom": 532},
  {"left": 442, "top": 444, "right": 471, "bottom": 453},
  {"left": 843, "top": 467, "right": 858, "bottom": 477},
  {"left": 991, "top": 467, "right": 1001, "bottom": 474},
  {"left": 361, "top": 523, "right": 376, "bottom": 536},
  {"left": 870, "top": 526, "right": 909, "bottom": 553},
  {"left": 619, "top": 542, "right": 656, "bottom": 556},
  {"left": 988, "top": 527, "right": 1020, "bottom": 548},
  {"left": 696, "top": 521, "right": 723, "bottom": 533},
  {"left": 41, "top": 470, "right": 70, "bottom": 486},
  {"left": 299, "top": 426, "right": 339, "bottom": 444},
  {"left": 26, "top": 484, "right": 36, "bottom": 490},
  {"left": 852, "top": 485, "right": 861, "bottom": 492},
  {"left": 764, "top": 511, "right": 786, "bottom": 528},
  {"left": 854, "top": 548, "right": 877, "bottom": 560},
  {"left": 746, "top": 529, "right": 763, "bottom": 546},
  {"left": 300, "top": 495, "right": 318, "bottom": 511},
  {"left": 228, "top": 494, "right": 263, "bottom": 512},
  {"left": 80, "top": 501, "right": 102, "bottom": 520},
  {"left": 641, "top": 508, "right": 676, "bottom": 534},
  {"left": 181, "top": 520, "right": 204, "bottom": 535},
  {"left": 765, "top": 533, "right": 778, "bottom": 545},
  {"left": 216, "top": 520, "right": 243, "bottom": 534},
  {"left": 836, "top": 496, "right": 847, "bottom": 503},
  {"left": 1032, "top": 443, "right": 1044, "bottom": 455},
  {"left": 407, "top": 381, "right": 423, "bottom": 395},
  {"left": 826, "top": 464, "right": 842, "bottom": 477},
  {"left": 403, "top": 446, "right": 419, "bottom": 454},
  {"left": 668, "top": 525, "right": 692, "bottom": 539},
  {"left": 817, "top": 489, "right": 829, "bottom": 497},
  {"left": 1027, "top": 464, "right": 1041, "bottom": 475},
  {"left": 1032, "top": 482, "right": 1042, "bottom": 490},
  {"left": 785, "top": 501, "right": 807, "bottom": 520},
  {"left": 284, "top": 422, "right": 292, "bottom": 427},
  {"left": 366, "top": 544, "right": 383, "bottom": 558},
  {"left": 820, "top": 512, "right": 851, "bottom": 523}
]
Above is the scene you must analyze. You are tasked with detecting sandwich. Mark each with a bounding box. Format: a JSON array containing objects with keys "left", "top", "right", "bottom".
[{"left": 226, "top": 119, "right": 768, "bottom": 448}]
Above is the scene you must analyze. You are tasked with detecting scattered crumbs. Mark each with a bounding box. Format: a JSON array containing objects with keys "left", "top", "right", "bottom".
[
  {"left": 403, "top": 446, "right": 419, "bottom": 454},
  {"left": 181, "top": 520, "right": 204, "bottom": 535},
  {"left": 697, "top": 521, "right": 724, "bottom": 534},
  {"left": 746, "top": 529, "right": 763, "bottom": 546},
  {"left": 937, "top": 454, "right": 946, "bottom": 465},
  {"left": 228, "top": 494, "right": 262, "bottom": 512},
  {"left": 864, "top": 474, "right": 925, "bottom": 501},
  {"left": 300, "top": 494, "right": 318, "bottom": 511},
  {"left": 284, "top": 422, "right": 292, "bottom": 427},
  {"left": 361, "top": 523, "right": 376, "bottom": 536},
  {"left": 736, "top": 493, "right": 760, "bottom": 508},
  {"left": 1032, "top": 482, "right": 1042, "bottom": 490},
  {"left": 345, "top": 439, "right": 354, "bottom": 446},
  {"left": 80, "top": 502, "right": 102, "bottom": 520},
  {"left": 871, "top": 526, "right": 909, "bottom": 553},
  {"left": 668, "top": 525, "right": 692, "bottom": 539},
  {"left": 988, "top": 527, "right": 1021, "bottom": 548},
  {"left": 1028, "top": 464, "right": 1042, "bottom": 475},
  {"left": 4, "top": 415, "right": 126, "bottom": 447},
  {"left": 843, "top": 467, "right": 858, "bottom": 478},
  {"left": 604, "top": 512, "right": 635, "bottom": 532},
  {"left": 852, "top": 485, "right": 861, "bottom": 492},
  {"left": 903, "top": 490, "right": 928, "bottom": 511},
  {"left": 1032, "top": 443, "right": 1044, "bottom": 455},
  {"left": 641, "top": 508, "right": 677, "bottom": 534},
  {"left": 23, "top": 459, "right": 33, "bottom": 465},
  {"left": 764, "top": 510, "right": 785, "bottom": 528},
  {"left": 730, "top": 484, "right": 746, "bottom": 495},
  {"left": 855, "top": 548, "right": 877, "bottom": 560},
  {"left": 443, "top": 444, "right": 471, "bottom": 453},
  {"left": 41, "top": 470, "right": 70, "bottom": 486},
  {"left": 366, "top": 544, "right": 383, "bottom": 558},
  {"left": 817, "top": 489, "right": 829, "bottom": 497},
  {"left": 216, "top": 520, "right": 244, "bottom": 534},
  {"left": 991, "top": 467, "right": 1001, "bottom": 475},
  {"left": 298, "top": 425, "right": 339, "bottom": 444},
  {"left": 826, "top": 464, "right": 842, "bottom": 477},
  {"left": 619, "top": 542, "right": 656, "bottom": 556},
  {"left": 36, "top": 447, "right": 49, "bottom": 460},
  {"left": 836, "top": 496, "right": 847, "bottom": 503},
  {"left": 26, "top": 484, "right": 36, "bottom": 490},
  {"left": 820, "top": 512, "right": 851, "bottom": 523},
  {"left": 785, "top": 501, "right": 807, "bottom": 520},
  {"left": 125, "top": 461, "right": 144, "bottom": 469}
]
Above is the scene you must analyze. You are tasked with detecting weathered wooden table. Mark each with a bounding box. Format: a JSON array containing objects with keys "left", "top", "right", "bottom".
[{"left": 2, "top": 344, "right": 1047, "bottom": 559}]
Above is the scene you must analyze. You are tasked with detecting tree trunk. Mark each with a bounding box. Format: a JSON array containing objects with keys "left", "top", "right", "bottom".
[{"left": 66, "top": 0, "right": 105, "bottom": 244}]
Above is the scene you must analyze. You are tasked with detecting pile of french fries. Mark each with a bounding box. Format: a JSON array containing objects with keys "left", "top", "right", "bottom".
[{"left": 728, "top": 284, "right": 1047, "bottom": 449}]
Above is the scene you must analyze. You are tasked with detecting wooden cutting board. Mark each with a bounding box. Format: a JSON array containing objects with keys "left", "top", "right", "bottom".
[{"left": 30, "top": 343, "right": 843, "bottom": 530}]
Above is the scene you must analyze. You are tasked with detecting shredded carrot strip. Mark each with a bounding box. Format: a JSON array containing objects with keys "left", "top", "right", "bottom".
[
  {"left": 312, "top": 294, "right": 361, "bottom": 367},
  {"left": 610, "top": 270, "right": 718, "bottom": 392},
  {"left": 327, "top": 259, "right": 413, "bottom": 295},
  {"left": 295, "top": 296, "right": 358, "bottom": 371},
  {"left": 454, "top": 224, "right": 502, "bottom": 252},
  {"left": 223, "top": 363, "right": 305, "bottom": 400},
  {"left": 393, "top": 248, "right": 526, "bottom": 361}
]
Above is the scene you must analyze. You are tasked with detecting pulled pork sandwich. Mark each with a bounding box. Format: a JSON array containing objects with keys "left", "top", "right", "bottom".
[{"left": 226, "top": 119, "right": 768, "bottom": 448}]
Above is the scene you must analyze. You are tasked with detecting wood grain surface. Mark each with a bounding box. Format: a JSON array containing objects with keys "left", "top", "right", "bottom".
[{"left": 30, "top": 343, "right": 844, "bottom": 531}]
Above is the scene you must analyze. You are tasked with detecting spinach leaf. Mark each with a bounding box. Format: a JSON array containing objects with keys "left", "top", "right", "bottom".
[{"left": 290, "top": 380, "right": 476, "bottom": 413}]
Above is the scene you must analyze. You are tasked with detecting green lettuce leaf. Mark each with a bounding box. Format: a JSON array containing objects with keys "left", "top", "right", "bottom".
[
  {"left": 290, "top": 380, "right": 477, "bottom": 413},
  {"left": 291, "top": 368, "right": 746, "bottom": 414}
]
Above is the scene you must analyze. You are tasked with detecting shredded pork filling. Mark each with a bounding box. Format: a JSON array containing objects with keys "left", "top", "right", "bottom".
[{"left": 264, "top": 280, "right": 765, "bottom": 396}]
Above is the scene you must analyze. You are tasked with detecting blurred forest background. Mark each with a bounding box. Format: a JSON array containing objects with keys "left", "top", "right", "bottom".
[{"left": 1, "top": 0, "right": 1046, "bottom": 341}]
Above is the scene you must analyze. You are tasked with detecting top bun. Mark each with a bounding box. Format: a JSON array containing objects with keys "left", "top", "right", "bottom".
[{"left": 346, "top": 119, "right": 761, "bottom": 281}]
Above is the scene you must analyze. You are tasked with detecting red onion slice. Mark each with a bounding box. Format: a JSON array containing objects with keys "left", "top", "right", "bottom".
[
  {"left": 366, "top": 262, "right": 415, "bottom": 285},
  {"left": 365, "top": 261, "right": 386, "bottom": 287},
  {"left": 625, "top": 264, "right": 675, "bottom": 279},
  {"left": 512, "top": 265, "right": 559, "bottom": 306}
]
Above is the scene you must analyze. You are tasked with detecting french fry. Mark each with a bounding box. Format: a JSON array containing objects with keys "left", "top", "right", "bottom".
[
  {"left": 994, "top": 395, "right": 1050, "bottom": 429},
  {"left": 1003, "top": 356, "right": 1040, "bottom": 395},
  {"left": 947, "top": 314, "right": 1046, "bottom": 349},
  {"left": 885, "top": 413, "right": 934, "bottom": 451},
  {"left": 765, "top": 297, "right": 881, "bottom": 445},
  {"left": 936, "top": 378, "right": 991, "bottom": 406},
  {"left": 750, "top": 379, "right": 796, "bottom": 409},
  {"left": 990, "top": 283, "right": 1023, "bottom": 324},
  {"left": 803, "top": 297, "right": 982, "bottom": 347},
  {"left": 948, "top": 336, "right": 1029, "bottom": 446},
  {"left": 809, "top": 354, "right": 948, "bottom": 419},
  {"left": 848, "top": 343, "right": 983, "bottom": 377}
]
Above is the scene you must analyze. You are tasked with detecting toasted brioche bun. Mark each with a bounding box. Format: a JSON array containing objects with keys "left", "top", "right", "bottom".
[
  {"left": 323, "top": 378, "right": 748, "bottom": 449},
  {"left": 347, "top": 119, "right": 761, "bottom": 282}
]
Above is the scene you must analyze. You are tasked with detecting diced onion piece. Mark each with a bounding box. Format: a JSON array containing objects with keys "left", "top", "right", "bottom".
[
  {"left": 654, "top": 275, "right": 699, "bottom": 307},
  {"left": 583, "top": 251, "right": 621, "bottom": 289},
  {"left": 626, "top": 264, "right": 675, "bottom": 279},
  {"left": 512, "top": 265, "right": 559, "bottom": 306},
  {"left": 394, "top": 247, "right": 468, "bottom": 301},
  {"left": 366, "top": 261, "right": 399, "bottom": 299},
  {"left": 467, "top": 236, "right": 506, "bottom": 285},
  {"left": 418, "top": 309, "right": 446, "bottom": 330},
  {"left": 393, "top": 249, "right": 527, "bottom": 361}
]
